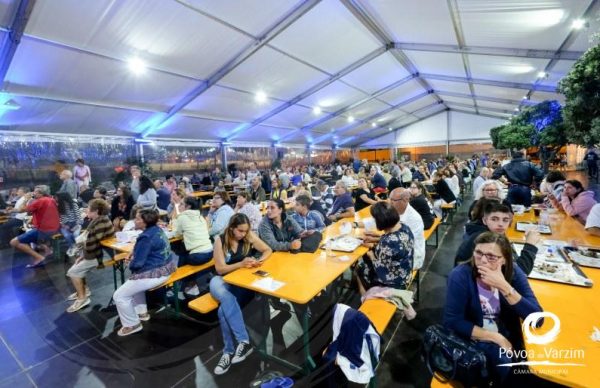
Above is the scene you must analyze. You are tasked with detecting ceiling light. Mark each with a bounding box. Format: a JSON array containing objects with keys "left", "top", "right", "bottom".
[
  {"left": 537, "top": 71, "right": 548, "bottom": 79},
  {"left": 0, "top": 99, "right": 20, "bottom": 111},
  {"left": 312, "top": 106, "right": 322, "bottom": 115},
  {"left": 572, "top": 19, "right": 586, "bottom": 29},
  {"left": 522, "top": 95, "right": 528, "bottom": 100},
  {"left": 347, "top": 116, "right": 355, "bottom": 123},
  {"left": 371, "top": 123, "right": 376, "bottom": 128},
  {"left": 514, "top": 107, "right": 520, "bottom": 111},
  {"left": 388, "top": 127, "right": 393, "bottom": 131},
  {"left": 255, "top": 91, "right": 267, "bottom": 103},
  {"left": 127, "top": 57, "right": 146, "bottom": 75}
]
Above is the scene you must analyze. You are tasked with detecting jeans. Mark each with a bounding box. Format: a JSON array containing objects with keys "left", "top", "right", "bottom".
[
  {"left": 178, "top": 250, "right": 213, "bottom": 267},
  {"left": 60, "top": 225, "right": 80, "bottom": 248},
  {"left": 114, "top": 276, "right": 169, "bottom": 327},
  {"left": 209, "top": 276, "right": 253, "bottom": 354},
  {"left": 507, "top": 185, "right": 532, "bottom": 207}
]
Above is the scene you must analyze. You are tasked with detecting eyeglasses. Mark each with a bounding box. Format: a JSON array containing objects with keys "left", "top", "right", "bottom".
[
  {"left": 483, "top": 189, "right": 498, "bottom": 192},
  {"left": 473, "top": 249, "right": 503, "bottom": 262},
  {"left": 213, "top": 196, "right": 222, "bottom": 200}
]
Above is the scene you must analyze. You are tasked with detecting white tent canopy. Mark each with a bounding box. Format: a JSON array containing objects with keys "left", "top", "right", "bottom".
[{"left": 0, "top": 0, "right": 598, "bottom": 148}]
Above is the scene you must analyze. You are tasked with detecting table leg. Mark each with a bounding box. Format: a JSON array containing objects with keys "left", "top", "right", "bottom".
[{"left": 301, "top": 308, "right": 316, "bottom": 372}]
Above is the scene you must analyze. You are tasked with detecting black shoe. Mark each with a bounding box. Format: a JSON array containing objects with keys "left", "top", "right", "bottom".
[
  {"left": 231, "top": 342, "right": 253, "bottom": 364},
  {"left": 214, "top": 353, "right": 232, "bottom": 375}
]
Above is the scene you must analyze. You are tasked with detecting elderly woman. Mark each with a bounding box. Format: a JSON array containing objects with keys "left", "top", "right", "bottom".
[
  {"left": 207, "top": 191, "right": 235, "bottom": 238},
  {"left": 468, "top": 180, "right": 509, "bottom": 221},
  {"left": 258, "top": 198, "right": 303, "bottom": 252},
  {"left": 354, "top": 177, "right": 380, "bottom": 212},
  {"left": 113, "top": 209, "right": 176, "bottom": 336},
  {"left": 65, "top": 199, "right": 114, "bottom": 313},
  {"left": 356, "top": 201, "right": 414, "bottom": 295},
  {"left": 551, "top": 179, "right": 597, "bottom": 224},
  {"left": 210, "top": 214, "right": 272, "bottom": 375},
  {"left": 444, "top": 232, "right": 542, "bottom": 384}
]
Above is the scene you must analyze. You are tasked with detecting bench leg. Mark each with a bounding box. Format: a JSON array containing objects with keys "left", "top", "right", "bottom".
[
  {"left": 301, "top": 308, "right": 316, "bottom": 373},
  {"left": 173, "top": 282, "right": 181, "bottom": 318},
  {"left": 112, "top": 266, "right": 118, "bottom": 291},
  {"left": 414, "top": 270, "right": 420, "bottom": 304},
  {"left": 434, "top": 227, "right": 439, "bottom": 248}
]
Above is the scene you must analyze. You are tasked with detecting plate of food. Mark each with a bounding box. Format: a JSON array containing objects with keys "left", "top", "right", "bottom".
[
  {"left": 321, "top": 236, "right": 363, "bottom": 252},
  {"left": 515, "top": 222, "right": 551, "bottom": 234},
  {"left": 513, "top": 243, "right": 593, "bottom": 287},
  {"left": 563, "top": 246, "right": 600, "bottom": 269}
]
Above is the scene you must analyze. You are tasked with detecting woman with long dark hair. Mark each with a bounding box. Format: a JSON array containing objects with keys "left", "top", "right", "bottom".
[
  {"left": 551, "top": 179, "right": 596, "bottom": 223},
  {"left": 258, "top": 198, "right": 303, "bottom": 252},
  {"left": 55, "top": 191, "right": 81, "bottom": 250},
  {"left": 136, "top": 175, "right": 157, "bottom": 209},
  {"left": 210, "top": 213, "right": 272, "bottom": 375},
  {"left": 111, "top": 186, "right": 135, "bottom": 231}
]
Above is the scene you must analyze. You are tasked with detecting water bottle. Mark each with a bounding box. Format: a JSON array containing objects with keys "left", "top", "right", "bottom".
[
  {"left": 326, "top": 238, "right": 333, "bottom": 258},
  {"left": 539, "top": 210, "right": 549, "bottom": 226}
]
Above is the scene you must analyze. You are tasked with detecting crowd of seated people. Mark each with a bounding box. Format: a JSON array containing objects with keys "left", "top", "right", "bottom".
[{"left": 3, "top": 151, "right": 598, "bottom": 385}]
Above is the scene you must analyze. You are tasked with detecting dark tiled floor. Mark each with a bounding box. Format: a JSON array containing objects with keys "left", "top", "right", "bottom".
[{"left": 1, "top": 171, "right": 594, "bottom": 388}]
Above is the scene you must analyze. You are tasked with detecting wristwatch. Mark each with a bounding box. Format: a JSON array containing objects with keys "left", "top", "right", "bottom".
[{"left": 503, "top": 287, "right": 515, "bottom": 298}]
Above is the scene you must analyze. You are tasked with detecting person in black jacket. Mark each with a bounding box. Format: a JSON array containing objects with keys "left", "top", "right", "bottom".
[
  {"left": 455, "top": 202, "right": 539, "bottom": 274},
  {"left": 492, "top": 151, "right": 544, "bottom": 207},
  {"left": 431, "top": 172, "right": 457, "bottom": 218},
  {"left": 387, "top": 169, "right": 403, "bottom": 193},
  {"left": 408, "top": 181, "right": 435, "bottom": 229}
]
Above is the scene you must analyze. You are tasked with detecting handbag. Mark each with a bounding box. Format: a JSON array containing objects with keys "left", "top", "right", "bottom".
[
  {"left": 423, "top": 324, "right": 490, "bottom": 387},
  {"left": 290, "top": 231, "right": 323, "bottom": 254}
]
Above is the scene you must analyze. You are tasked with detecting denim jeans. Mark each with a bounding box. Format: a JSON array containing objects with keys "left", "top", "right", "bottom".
[
  {"left": 507, "top": 185, "right": 532, "bottom": 207},
  {"left": 209, "top": 276, "right": 254, "bottom": 354},
  {"left": 178, "top": 250, "right": 213, "bottom": 267},
  {"left": 60, "top": 225, "right": 80, "bottom": 248}
]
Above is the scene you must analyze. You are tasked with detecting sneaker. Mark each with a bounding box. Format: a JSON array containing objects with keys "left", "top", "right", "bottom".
[
  {"left": 231, "top": 341, "right": 253, "bottom": 364},
  {"left": 66, "top": 298, "right": 90, "bottom": 313},
  {"left": 214, "top": 353, "right": 232, "bottom": 375},
  {"left": 67, "top": 289, "right": 91, "bottom": 301},
  {"left": 117, "top": 324, "right": 143, "bottom": 337},
  {"left": 184, "top": 285, "right": 200, "bottom": 296}
]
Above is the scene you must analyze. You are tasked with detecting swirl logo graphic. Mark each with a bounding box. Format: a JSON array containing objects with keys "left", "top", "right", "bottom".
[{"left": 522, "top": 311, "right": 561, "bottom": 345}]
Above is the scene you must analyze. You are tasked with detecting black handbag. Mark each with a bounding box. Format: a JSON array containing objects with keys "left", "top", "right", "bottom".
[{"left": 423, "top": 324, "right": 490, "bottom": 387}]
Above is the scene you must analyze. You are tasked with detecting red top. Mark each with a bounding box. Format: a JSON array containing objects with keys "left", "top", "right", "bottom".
[{"left": 27, "top": 196, "right": 60, "bottom": 232}]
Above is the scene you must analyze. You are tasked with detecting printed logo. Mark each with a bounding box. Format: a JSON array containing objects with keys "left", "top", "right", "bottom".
[{"left": 522, "top": 311, "right": 560, "bottom": 345}]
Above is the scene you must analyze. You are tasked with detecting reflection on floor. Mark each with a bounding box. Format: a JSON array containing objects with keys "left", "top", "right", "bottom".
[{"left": 2, "top": 171, "right": 593, "bottom": 387}]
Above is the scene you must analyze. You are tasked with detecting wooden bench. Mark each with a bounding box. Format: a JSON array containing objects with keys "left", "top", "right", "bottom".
[
  {"left": 423, "top": 217, "right": 442, "bottom": 247},
  {"left": 149, "top": 259, "right": 215, "bottom": 315},
  {"left": 188, "top": 292, "right": 219, "bottom": 314},
  {"left": 359, "top": 269, "right": 419, "bottom": 387},
  {"left": 440, "top": 203, "right": 457, "bottom": 224},
  {"left": 104, "top": 252, "right": 129, "bottom": 290}
]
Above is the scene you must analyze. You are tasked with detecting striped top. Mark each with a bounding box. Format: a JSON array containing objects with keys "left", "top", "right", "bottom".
[{"left": 84, "top": 215, "right": 115, "bottom": 261}]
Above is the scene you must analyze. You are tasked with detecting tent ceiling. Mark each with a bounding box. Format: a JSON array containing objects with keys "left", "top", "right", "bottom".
[{"left": 0, "top": 0, "right": 598, "bottom": 147}]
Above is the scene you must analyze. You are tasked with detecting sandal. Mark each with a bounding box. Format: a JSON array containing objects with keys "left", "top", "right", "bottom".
[
  {"left": 260, "top": 377, "right": 294, "bottom": 388},
  {"left": 117, "top": 324, "right": 143, "bottom": 337}
]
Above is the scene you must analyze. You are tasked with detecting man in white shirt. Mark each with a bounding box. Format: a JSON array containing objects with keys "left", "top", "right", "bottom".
[{"left": 390, "top": 188, "right": 425, "bottom": 270}]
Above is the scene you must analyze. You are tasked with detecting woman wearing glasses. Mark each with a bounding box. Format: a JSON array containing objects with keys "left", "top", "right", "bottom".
[
  {"left": 468, "top": 180, "right": 508, "bottom": 221},
  {"left": 444, "top": 232, "right": 542, "bottom": 384}
]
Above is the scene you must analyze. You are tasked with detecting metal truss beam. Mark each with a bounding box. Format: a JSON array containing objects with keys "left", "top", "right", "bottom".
[
  {"left": 0, "top": 0, "right": 36, "bottom": 83},
  {"left": 392, "top": 43, "right": 583, "bottom": 60},
  {"left": 349, "top": 105, "right": 447, "bottom": 146},
  {"left": 420, "top": 73, "right": 558, "bottom": 93},
  {"left": 138, "top": 0, "right": 321, "bottom": 137},
  {"left": 313, "top": 90, "right": 433, "bottom": 144},
  {"left": 277, "top": 74, "right": 417, "bottom": 142},
  {"left": 435, "top": 90, "right": 538, "bottom": 107},
  {"left": 340, "top": 0, "right": 446, "bottom": 107},
  {"left": 225, "top": 45, "right": 387, "bottom": 140}
]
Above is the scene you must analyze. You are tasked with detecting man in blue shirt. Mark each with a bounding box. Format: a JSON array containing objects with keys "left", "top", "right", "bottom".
[
  {"left": 153, "top": 179, "right": 171, "bottom": 211},
  {"left": 327, "top": 180, "right": 355, "bottom": 222}
]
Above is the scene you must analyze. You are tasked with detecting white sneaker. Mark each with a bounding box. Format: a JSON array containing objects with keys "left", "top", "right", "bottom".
[
  {"left": 231, "top": 342, "right": 253, "bottom": 364},
  {"left": 67, "top": 289, "right": 91, "bottom": 301},
  {"left": 185, "top": 285, "right": 200, "bottom": 296},
  {"left": 66, "top": 298, "right": 90, "bottom": 313}
]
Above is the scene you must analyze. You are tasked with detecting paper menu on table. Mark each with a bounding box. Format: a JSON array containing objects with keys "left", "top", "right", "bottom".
[{"left": 251, "top": 277, "right": 285, "bottom": 292}]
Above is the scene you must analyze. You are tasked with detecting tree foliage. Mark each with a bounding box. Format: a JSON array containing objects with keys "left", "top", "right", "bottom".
[{"left": 558, "top": 44, "right": 600, "bottom": 146}]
